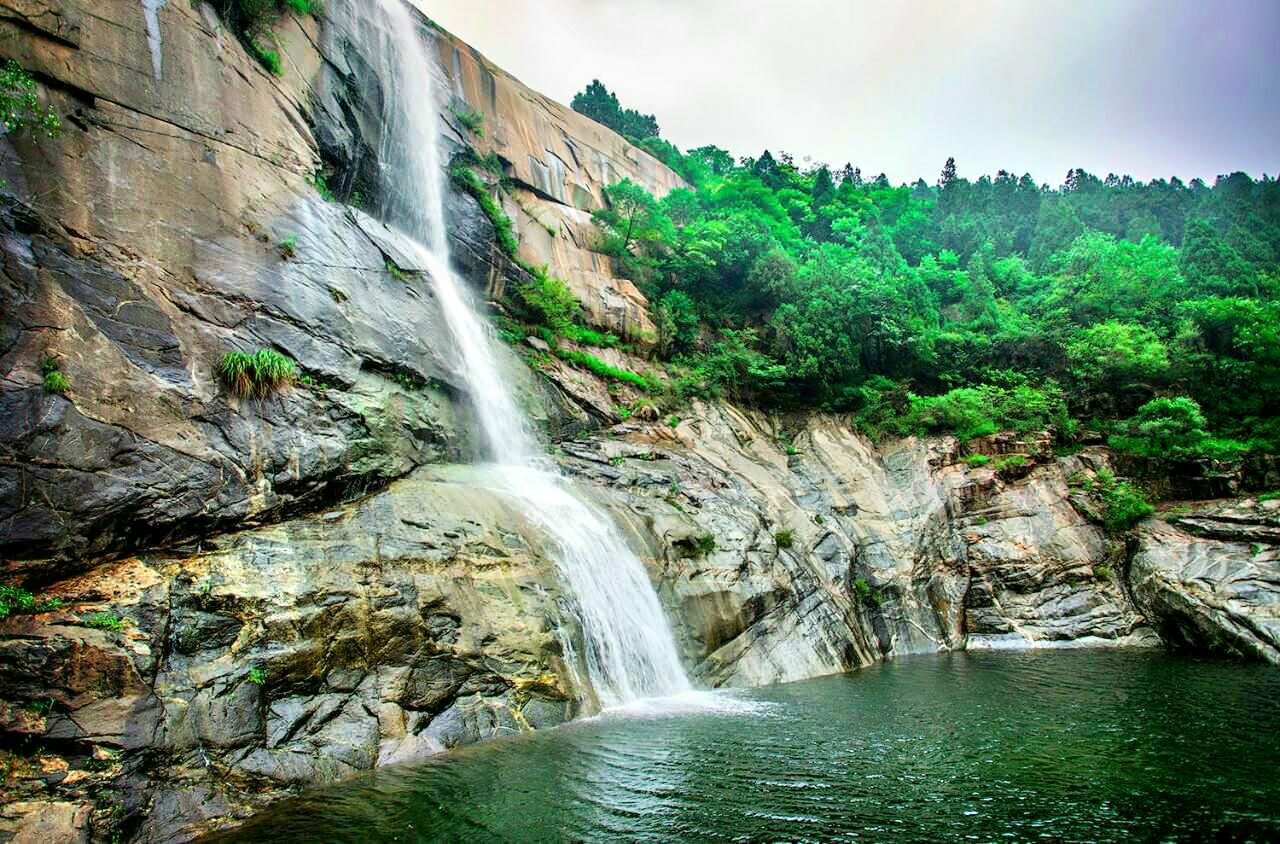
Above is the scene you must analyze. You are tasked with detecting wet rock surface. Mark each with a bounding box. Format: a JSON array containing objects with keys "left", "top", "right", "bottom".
[{"left": 1131, "top": 499, "right": 1280, "bottom": 664}]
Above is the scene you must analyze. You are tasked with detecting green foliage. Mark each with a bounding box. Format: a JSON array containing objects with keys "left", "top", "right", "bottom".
[
  {"left": 384, "top": 258, "right": 410, "bottom": 282},
  {"left": 1257, "top": 491, "right": 1280, "bottom": 503},
  {"left": 219, "top": 348, "right": 297, "bottom": 397},
  {"left": 1067, "top": 321, "right": 1170, "bottom": 393},
  {"left": 278, "top": 233, "right": 298, "bottom": 260},
  {"left": 0, "top": 585, "right": 62, "bottom": 619},
  {"left": 451, "top": 164, "right": 519, "bottom": 257},
  {"left": 519, "top": 269, "right": 580, "bottom": 336},
  {"left": 1093, "top": 564, "right": 1114, "bottom": 579},
  {"left": 868, "top": 382, "right": 1069, "bottom": 442},
  {"left": 692, "top": 532, "right": 715, "bottom": 556},
  {"left": 1109, "top": 396, "right": 1248, "bottom": 460},
  {"left": 0, "top": 60, "right": 60, "bottom": 138},
  {"left": 852, "top": 577, "right": 884, "bottom": 606},
  {"left": 775, "top": 529, "right": 794, "bottom": 549},
  {"left": 308, "top": 170, "right": 335, "bottom": 202},
  {"left": 217, "top": 0, "right": 319, "bottom": 45},
  {"left": 571, "top": 79, "right": 659, "bottom": 140},
  {"left": 248, "top": 667, "right": 267, "bottom": 685},
  {"left": 960, "top": 454, "right": 991, "bottom": 467},
  {"left": 247, "top": 40, "right": 282, "bottom": 76},
  {"left": 1092, "top": 470, "right": 1155, "bottom": 532},
  {"left": 40, "top": 354, "right": 68, "bottom": 394},
  {"left": 451, "top": 106, "right": 486, "bottom": 136},
  {"left": 555, "top": 348, "right": 656, "bottom": 392},
  {"left": 556, "top": 82, "right": 1280, "bottom": 456},
  {"left": 991, "top": 454, "right": 1029, "bottom": 471},
  {"left": 86, "top": 611, "right": 125, "bottom": 631}
]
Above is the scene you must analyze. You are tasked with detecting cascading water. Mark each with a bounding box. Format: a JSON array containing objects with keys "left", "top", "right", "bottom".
[{"left": 336, "top": 0, "right": 691, "bottom": 708}]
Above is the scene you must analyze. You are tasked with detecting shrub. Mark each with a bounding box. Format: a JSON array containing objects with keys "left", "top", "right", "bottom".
[
  {"left": 450, "top": 165, "right": 519, "bottom": 257},
  {"left": 248, "top": 667, "right": 267, "bottom": 685},
  {"left": 869, "top": 381, "right": 1071, "bottom": 443},
  {"left": 555, "top": 348, "right": 657, "bottom": 392},
  {"left": 693, "top": 532, "right": 715, "bottom": 556},
  {"left": 991, "top": 454, "right": 1029, "bottom": 472},
  {"left": 960, "top": 454, "right": 990, "bottom": 467},
  {"left": 1259, "top": 491, "right": 1280, "bottom": 503},
  {"left": 775, "top": 529, "right": 794, "bottom": 549},
  {"left": 0, "top": 60, "right": 60, "bottom": 138},
  {"left": 451, "top": 106, "right": 485, "bottom": 136},
  {"left": 852, "top": 577, "right": 886, "bottom": 607},
  {"left": 86, "top": 611, "right": 125, "bottom": 631},
  {"left": 219, "top": 348, "right": 297, "bottom": 397},
  {"left": 0, "top": 585, "right": 62, "bottom": 619},
  {"left": 277, "top": 233, "right": 298, "bottom": 260},
  {"left": 1109, "top": 396, "right": 1248, "bottom": 461},
  {"left": 562, "top": 325, "right": 617, "bottom": 348},
  {"left": 1066, "top": 321, "right": 1170, "bottom": 393},
  {"left": 519, "top": 270, "right": 579, "bottom": 336},
  {"left": 217, "top": 1, "right": 320, "bottom": 72},
  {"left": 308, "top": 170, "right": 335, "bottom": 201},
  {"left": 1093, "top": 564, "right": 1114, "bottom": 579},
  {"left": 247, "top": 40, "right": 282, "bottom": 75},
  {"left": 40, "top": 354, "right": 68, "bottom": 394},
  {"left": 385, "top": 258, "right": 411, "bottom": 281},
  {"left": 1093, "top": 470, "right": 1154, "bottom": 532}
]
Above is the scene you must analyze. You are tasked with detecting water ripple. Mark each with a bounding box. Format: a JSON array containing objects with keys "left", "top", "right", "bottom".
[{"left": 209, "top": 651, "right": 1280, "bottom": 844}]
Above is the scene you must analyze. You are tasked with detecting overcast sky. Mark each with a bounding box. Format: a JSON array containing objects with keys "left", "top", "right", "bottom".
[{"left": 421, "top": 0, "right": 1279, "bottom": 186}]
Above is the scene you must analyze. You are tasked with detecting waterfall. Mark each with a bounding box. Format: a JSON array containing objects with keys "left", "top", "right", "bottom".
[{"left": 336, "top": 0, "right": 691, "bottom": 709}]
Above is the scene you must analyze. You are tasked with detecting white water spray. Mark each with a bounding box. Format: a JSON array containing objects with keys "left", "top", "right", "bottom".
[{"left": 337, "top": 0, "right": 691, "bottom": 708}]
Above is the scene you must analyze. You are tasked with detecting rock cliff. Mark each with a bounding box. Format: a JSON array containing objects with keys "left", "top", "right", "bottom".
[{"left": 0, "top": 3, "right": 1275, "bottom": 842}]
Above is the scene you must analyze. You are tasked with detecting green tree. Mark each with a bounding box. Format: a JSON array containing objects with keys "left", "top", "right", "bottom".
[
  {"left": 1066, "top": 321, "right": 1170, "bottom": 393},
  {"left": 0, "top": 60, "right": 60, "bottom": 137},
  {"left": 570, "top": 79, "right": 659, "bottom": 139},
  {"left": 1109, "top": 397, "right": 1209, "bottom": 458}
]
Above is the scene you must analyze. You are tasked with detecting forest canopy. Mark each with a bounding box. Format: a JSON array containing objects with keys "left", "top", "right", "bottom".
[{"left": 570, "top": 81, "right": 1280, "bottom": 459}]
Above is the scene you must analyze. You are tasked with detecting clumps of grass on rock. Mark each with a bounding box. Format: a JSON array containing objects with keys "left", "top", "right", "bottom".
[{"left": 219, "top": 348, "right": 297, "bottom": 397}]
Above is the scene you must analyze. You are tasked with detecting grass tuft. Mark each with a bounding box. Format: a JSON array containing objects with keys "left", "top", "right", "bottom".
[{"left": 219, "top": 348, "right": 297, "bottom": 398}]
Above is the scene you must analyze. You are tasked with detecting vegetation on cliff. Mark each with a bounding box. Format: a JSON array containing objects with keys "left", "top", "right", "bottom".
[{"left": 569, "top": 81, "right": 1280, "bottom": 461}]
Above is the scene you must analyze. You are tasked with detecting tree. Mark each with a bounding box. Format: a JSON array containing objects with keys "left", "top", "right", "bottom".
[
  {"left": 1066, "top": 321, "right": 1170, "bottom": 394},
  {"left": 938, "top": 156, "right": 957, "bottom": 190},
  {"left": 570, "top": 79, "right": 659, "bottom": 140},
  {"left": 655, "top": 289, "right": 698, "bottom": 355},
  {"left": 0, "top": 60, "right": 60, "bottom": 137},
  {"left": 810, "top": 166, "right": 835, "bottom": 208},
  {"left": 1110, "top": 397, "right": 1209, "bottom": 458},
  {"left": 592, "top": 178, "right": 671, "bottom": 255},
  {"left": 1180, "top": 219, "right": 1258, "bottom": 297}
]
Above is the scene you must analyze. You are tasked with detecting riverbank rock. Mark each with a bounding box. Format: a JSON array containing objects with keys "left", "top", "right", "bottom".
[{"left": 1130, "top": 499, "right": 1280, "bottom": 664}]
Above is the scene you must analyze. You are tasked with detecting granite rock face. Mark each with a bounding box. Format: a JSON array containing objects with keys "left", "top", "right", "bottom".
[
  {"left": 0, "top": 0, "right": 658, "bottom": 566},
  {"left": 1130, "top": 499, "right": 1280, "bottom": 664},
  {"left": 0, "top": 410, "right": 1163, "bottom": 842}
]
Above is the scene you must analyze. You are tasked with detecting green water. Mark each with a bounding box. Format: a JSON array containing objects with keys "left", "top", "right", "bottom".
[{"left": 217, "top": 651, "right": 1280, "bottom": 842}]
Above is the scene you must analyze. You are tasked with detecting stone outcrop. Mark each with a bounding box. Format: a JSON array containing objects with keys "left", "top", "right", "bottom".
[
  {"left": 1, "top": 405, "right": 1165, "bottom": 842},
  {"left": 0, "top": 0, "right": 663, "bottom": 567},
  {"left": 0, "top": 3, "right": 1272, "bottom": 842},
  {"left": 1130, "top": 499, "right": 1280, "bottom": 664}
]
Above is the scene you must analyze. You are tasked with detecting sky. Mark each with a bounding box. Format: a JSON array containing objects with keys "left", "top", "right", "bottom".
[{"left": 420, "top": 0, "right": 1279, "bottom": 186}]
